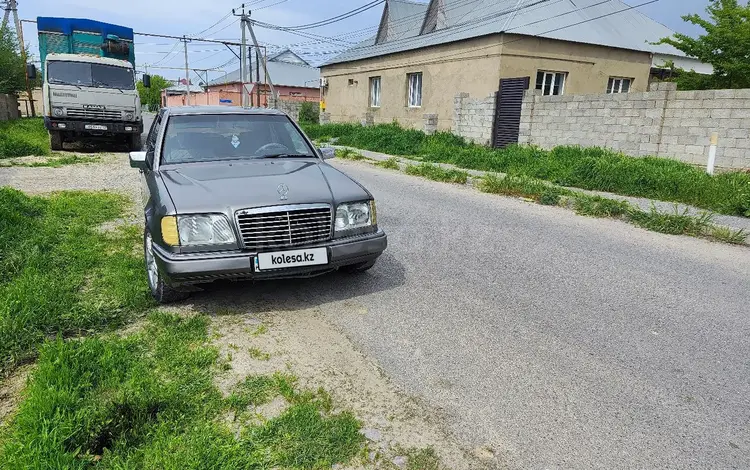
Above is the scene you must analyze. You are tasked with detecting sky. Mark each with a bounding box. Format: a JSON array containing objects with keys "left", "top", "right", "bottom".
[{"left": 15, "top": 0, "right": 710, "bottom": 83}]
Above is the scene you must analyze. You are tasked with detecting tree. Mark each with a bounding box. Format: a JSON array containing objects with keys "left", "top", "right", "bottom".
[
  {"left": 0, "top": 27, "right": 25, "bottom": 94},
  {"left": 657, "top": 0, "right": 750, "bottom": 89},
  {"left": 298, "top": 101, "right": 319, "bottom": 124},
  {"left": 137, "top": 75, "right": 170, "bottom": 111}
]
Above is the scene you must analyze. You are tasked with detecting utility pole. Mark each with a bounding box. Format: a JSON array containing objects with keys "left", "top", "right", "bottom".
[
  {"left": 245, "top": 14, "right": 276, "bottom": 105},
  {"left": 256, "top": 46, "right": 261, "bottom": 107},
  {"left": 234, "top": 4, "right": 249, "bottom": 107},
  {"left": 3, "top": 1, "right": 35, "bottom": 116},
  {"left": 182, "top": 36, "right": 191, "bottom": 105}
]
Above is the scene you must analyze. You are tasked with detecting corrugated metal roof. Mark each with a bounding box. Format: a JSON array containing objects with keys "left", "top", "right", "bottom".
[
  {"left": 207, "top": 57, "right": 320, "bottom": 88},
  {"left": 325, "top": 0, "right": 685, "bottom": 66},
  {"left": 165, "top": 83, "right": 204, "bottom": 94},
  {"left": 380, "top": 0, "right": 429, "bottom": 42}
]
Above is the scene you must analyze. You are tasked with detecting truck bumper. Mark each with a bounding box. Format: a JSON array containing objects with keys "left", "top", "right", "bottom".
[
  {"left": 152, "top": 230, "right": 388, "bottom": 286},
  {"left": 45, "top": 117, "right": 142, "bottom": 134}
]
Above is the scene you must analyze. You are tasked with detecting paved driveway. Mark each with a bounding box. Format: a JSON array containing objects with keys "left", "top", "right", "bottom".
[{"left": 305, "top": 161, "right": 749, "bottom": 469}]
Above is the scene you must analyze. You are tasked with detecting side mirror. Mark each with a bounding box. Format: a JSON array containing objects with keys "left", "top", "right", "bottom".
[
  {"left": 129, "top": 151, "right": 148, "bottom": 169},
  {"left": 319, "top": 147, "right": 335, "bottom": 160},
  {"left": 142, "top": 74, "right": 151, "bottom": 88},
  {"left": 26, "top": 64, "right": 37, "bottom": 81}
]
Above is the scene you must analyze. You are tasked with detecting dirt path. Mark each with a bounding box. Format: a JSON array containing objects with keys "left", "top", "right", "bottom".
[{"left": 0, "top": 156, "right": 491, "bottom": 469}]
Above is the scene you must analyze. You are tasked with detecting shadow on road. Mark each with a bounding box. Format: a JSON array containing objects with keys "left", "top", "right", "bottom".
[{"left": 186, "top": 251, "right": 405, "bottom": 315}]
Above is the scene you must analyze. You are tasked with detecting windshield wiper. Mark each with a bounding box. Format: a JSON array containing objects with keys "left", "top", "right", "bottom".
[
  {"left": 93, "top": 80, "right": 124, "bottom": 93},
  {"left": 259, "top": 153, "right": 313, "bottom": 159},
  {"left": 49, "top": 78, "right": 81, "bottom": 89}
]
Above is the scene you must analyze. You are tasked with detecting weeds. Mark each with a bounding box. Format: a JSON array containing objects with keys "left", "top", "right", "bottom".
[
  {"left": 405, "top": 163, "right": 468, "bottom": 184},
  {"left": 707, "top": 225, "right": 748, "bottom": 245},
  {"left": 11, "top": 154, "right": 101, "bottom": 167},
  {"left": 0, "top": 188, "right": 151, "bottom": 374},
  {"left": 301, "top": 123, "right": 750, "bottom": 217},
  {"left": 376, "top": 157, "right": 401, "bottom": 170},
  {"left": 0, "top": 118, "right": 50, "bottom": 158},
  {"left": 479, "top": 174, "right": 570, "bottom": 202},
  {"left": 335, "top": 147, "right": 367, "bottom": 161},
  {"left": 248, "top": 347, "right": 271, "bottom": 361},
  {"left": 572, "top": 195, "right": 631, "bottom": 218},
  {"left": 0, "top": 312, "right": 364, "bottom": 468}
]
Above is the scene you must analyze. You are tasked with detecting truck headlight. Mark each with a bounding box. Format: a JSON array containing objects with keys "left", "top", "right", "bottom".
[
  {"left": 177, "top": 214, "right": 236, "bottom": 246},
  {"left": 335, "top": 201, "right": 374, "bottom": 232},
  {"left": 52, "top": 107, "right": 64, "bottom": 117},
  {"left": 124, "top": 111, "right": 134, "bottom": 120}
]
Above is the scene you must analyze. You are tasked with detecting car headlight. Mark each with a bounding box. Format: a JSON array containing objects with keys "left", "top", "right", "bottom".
[
  {"left": 124, "top": 111, "right": 134, "bottom": 120},
  {"left": 52, "top": 107, "right": 64, "bottom": 117},
  {"left": 159, "top": 214, "right": 235, "bottom": 246},
  {"left": 335, "top": 201, "right": 375, "bottom": 232}
]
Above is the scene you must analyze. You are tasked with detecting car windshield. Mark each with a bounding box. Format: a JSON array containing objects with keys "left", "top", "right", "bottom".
[
  {"left": 160, "top": 114, "right": 316, "bottom": 164},
  {"left": 47, "top": 61, "right": 135, "bottom": 90}
]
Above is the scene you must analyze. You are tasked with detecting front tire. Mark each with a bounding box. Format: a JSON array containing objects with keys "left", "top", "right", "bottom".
[
  {"left": 49, "top": 131, "right": 63, "bottom": 151},
  {"left": 144, "top": 228, "right": 189, "bottom": 304}
]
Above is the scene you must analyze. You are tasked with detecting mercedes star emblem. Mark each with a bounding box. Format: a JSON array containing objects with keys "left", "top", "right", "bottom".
[{"left": 277, "top": 183, "right": 289, "bottom": 200}]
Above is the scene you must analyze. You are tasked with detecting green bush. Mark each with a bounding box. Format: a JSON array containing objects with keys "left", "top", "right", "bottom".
[
  {"left": 298, "top": 101, "right": 319, "bottom": 124},
  {"left": 0, "top": 118, "right": 50, "bottom": 158},
  {"left": 304, "top": 123, "right": 750, "bottom": 217}
]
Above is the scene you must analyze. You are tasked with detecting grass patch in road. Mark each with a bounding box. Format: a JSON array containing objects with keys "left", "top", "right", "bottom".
[
  {"left": 572, "top": 194, "right": 631, "bottom": 218},
  {"left": 302, "top": 123, "right": 750, "bottom": 217},
  {"left": 0, "top": 312, "right": 364, "bottom": 468},
  {"left": 335, "top": 147, "right": 368, "bottom": 161},
  {"left": 405, "top": 163, "right": 468, "bottom": 184},
  {"left": 0, "top": 118, "right": 50, "bottom": 159},
  {"left": 0, "top": 188, "right": 151, "bottom": 374},
  {"left": 479, "top": 173, "right": 571, "bottom": 205},
  {"left": 248, "top": 346, "right": 271, "bottom": 361},
  {"left": 376, "top": 157, "right": 401, "bottom": 170},
  {"left": 0, "top": 154, "right": 101, "bottom": 168}
]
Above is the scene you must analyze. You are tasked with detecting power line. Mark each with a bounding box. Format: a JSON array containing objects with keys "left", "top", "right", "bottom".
[{"left": 254, "top": 0, "right": 384, "bottom": 31}]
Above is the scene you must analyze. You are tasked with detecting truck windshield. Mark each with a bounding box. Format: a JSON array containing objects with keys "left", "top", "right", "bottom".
[
  {"left": 161, "top": 114, "right": 316, "bottom": 164},
  {"left": 47, "top": 61, "right": 135, "bottom": 90}
]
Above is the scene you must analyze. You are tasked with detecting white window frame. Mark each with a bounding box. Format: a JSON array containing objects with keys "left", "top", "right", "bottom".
[
  {"left": 370, "top": 76, "right": 381, "bottom": 108},
  {"left": 407, "top": 72, "right": 422, "bottom": 107},
  {"left": 536, "top": 71, "right": 566, "bottom": 96},
  {"left": 607, "top": 77, "right": 632, "bottom": 94}
]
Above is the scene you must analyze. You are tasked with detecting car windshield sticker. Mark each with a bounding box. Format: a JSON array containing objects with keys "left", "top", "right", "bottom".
[{"left": 231, "top": 134, "right": 240, "bottom": 148}]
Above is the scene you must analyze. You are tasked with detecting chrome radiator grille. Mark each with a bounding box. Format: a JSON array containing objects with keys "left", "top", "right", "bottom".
[
  {"left": 236, "top": 204, "right": 332, "bottom": 250},
  {"left": 66, "top": 107, "right": 122, "bottom": 120}
]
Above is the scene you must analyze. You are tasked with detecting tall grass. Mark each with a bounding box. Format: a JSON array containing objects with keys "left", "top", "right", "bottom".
[
  {"left": 0, "top": 188, "right": 151, "bottom": 373},
  {"left": 0, "top": 118, "right": 50, "bottom": 158},
  {"left": 301, "top": 122, "right": 750, "bottom": 217}
]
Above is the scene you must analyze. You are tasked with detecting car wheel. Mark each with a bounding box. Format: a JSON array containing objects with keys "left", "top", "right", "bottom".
[
  {"left": 49, "top": 131, "right": 63, "bottom": 151},
  {"left": 144, "top": 227, "right": 189, "bottom": 304},
  {"left": 342, "top": 259, "right": 376, "bottom": 273}
]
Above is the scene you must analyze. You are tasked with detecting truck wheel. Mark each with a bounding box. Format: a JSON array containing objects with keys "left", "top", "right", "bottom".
[
  {"left": 144, "top": 228, "right": 189, "bottom": 304},
  {"left": 129, "top": 133, "right": 142, "bottom": 151},
  {"left": 49, "top": 131, "right": 63, "bottom": 151}
]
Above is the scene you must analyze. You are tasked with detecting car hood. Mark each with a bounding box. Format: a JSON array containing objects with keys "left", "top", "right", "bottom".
[{"left": 159, "top": 159, "right": 370, "bottom": 214}]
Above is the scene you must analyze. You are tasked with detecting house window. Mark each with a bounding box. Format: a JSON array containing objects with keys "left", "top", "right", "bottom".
[
  {"left": 535, "top": 71, "right": 566, "bottom": 96},
  {"left": 370, "top": 76, "right": 381, "bottom": 107},
  {"left": 348, "top": 78, "right": 355, "bottom": 86},
  {"left": 407, "top": 72, "right": 422, "bottom": 107},
  {"left": 607, "top": 77, "right": 632, "bottom": 93}
]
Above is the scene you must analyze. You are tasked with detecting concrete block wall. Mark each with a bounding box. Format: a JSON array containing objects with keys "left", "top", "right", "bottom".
[
  {"left": 521, "top": 82, "right": 750, "bottom": 169},
  {"left": 452, "top": 92, "right": 495, "bottom": 145},
  {"left": 0, "top": 94, "right": 20, "bottom": 121},
  {"left": 270, "top": 98, "right": 319, "bottom": 123}
]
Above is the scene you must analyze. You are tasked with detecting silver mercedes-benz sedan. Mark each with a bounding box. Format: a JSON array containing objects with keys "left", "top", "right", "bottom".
[{"left": 129, "top": 106, "right": 387, "bottom": 303}]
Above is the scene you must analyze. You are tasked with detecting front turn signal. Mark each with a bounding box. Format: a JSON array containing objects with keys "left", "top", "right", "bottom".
[{"left": 160, "top": 216, "right": 179, "bottom": 246}]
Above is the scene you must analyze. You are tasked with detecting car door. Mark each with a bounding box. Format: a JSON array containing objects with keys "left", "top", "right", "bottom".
[{"left": 141, "top": 110, "right": 164, "bottom": 209}]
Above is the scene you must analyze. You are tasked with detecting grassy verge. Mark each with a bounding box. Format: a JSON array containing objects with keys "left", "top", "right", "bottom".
[
  {"left": 405, "top": 163, "right": 469, "bottom": 184},
  {"left": 0, "top": 154, "right": 101, "bottom": 168},
  {"left": 0, "top": 188, "right": 151, "bottom": 374},
  {"left": 0, "top": 312, "right": 364, "bottom": 468},
  {"left": 303, "top": 122, "right": 750, "bottom": 217},
  {"left": 334, "top": 147, "right": 368, "bottom": 161},
  {"left": 0, "top": 118, "right": 50, "bottom": 159},
  {"left": 478, "top": 174, "right": 748, "bottom": 245}
]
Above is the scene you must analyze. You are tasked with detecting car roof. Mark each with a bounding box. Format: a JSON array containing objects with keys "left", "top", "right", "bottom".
[{"left": 165, "top": 106, "right": 287, "bottom": 117}]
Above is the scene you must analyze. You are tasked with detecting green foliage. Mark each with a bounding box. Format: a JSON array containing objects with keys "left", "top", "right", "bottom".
[
  {"left": 0, "top": 27, "right": 25, "bottom": 94},
  {"left": 376, "top": 157, "right": 401, "bottom": 170},
  {"left": 0, "top": 188, "right": 151, "bottom": 373},
  {"left": 335, "top": 147, "right": 367, "bottom": 160},
  {"left": 298, "top": 101, "right": 319, "bottom": 124},
  {"left": 404, "top": 163, "right": 468, "bottom": 184},
  {"left": 656, "top": 0, "right": 750, "bottom": 89},
  {"left": 136, "top": 75, "right": 170, "bottom": 111},
  {"left": 572, "top": 195, "right": 632, "bottom": 218},
  {"left": 479, "top": 174, "right": 571, "bottom": 202},
  {"left": 1, "top": 154, "right": 100, "bottom": 167},
  {"left": 304, "top": 123, "right": 750, "bottom": 217},
  {"left": 0, "top": 118, "right": 50, "bottom": 158},
  {"left": 0, "top": 312, "right": 364, "bottom": 468}
]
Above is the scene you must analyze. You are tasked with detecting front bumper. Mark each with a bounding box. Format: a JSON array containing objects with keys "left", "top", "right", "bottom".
[
  {"left": 153, "top": 230, "right": 387, "bottom": 285},
  {"left": 44, "top": 117, "right": 142, "bottom": 134}
]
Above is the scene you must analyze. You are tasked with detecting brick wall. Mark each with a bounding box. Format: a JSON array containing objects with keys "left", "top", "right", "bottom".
[
  {"left": 0, "top": 94, "right": 20, "bottom": 121},
  {"left": 453, "top": 83, "right": 750, "bottom": 169}
]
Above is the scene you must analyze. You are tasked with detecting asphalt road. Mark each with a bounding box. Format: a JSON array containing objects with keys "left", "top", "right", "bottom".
[
  {"left": 140, "top": 114, "right": 750, "bottom": 468},
  {"left": 320, "top": 162, "right": 749, "bottom": 469}
]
